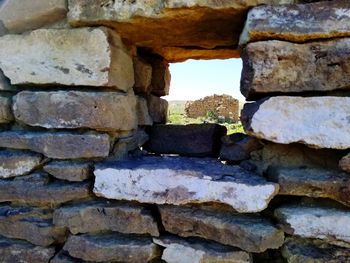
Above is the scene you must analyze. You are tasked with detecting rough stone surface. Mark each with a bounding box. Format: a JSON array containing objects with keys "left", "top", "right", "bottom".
[
  {"left": 267, "top": 167, "right": 350, "bottom": 207},
  {"left": 240, "top": 1, "right": 350, "bottom": 45},
  {"left": 0, "top": 96, "right": 13, "bottom": 124},
  {"left": 0, "top": 0, "right": 67, "bottom": 34},
  {"left": 275, "top": 205, "right": 350, "bottom": 247},
  {"left": 0, "top": 236, "right": 55, "bottom": 263},
  {"left": 51, "top": 250, "right": 83, "bottom": 263},
  {"left": 63, "top": 234, "right": 160, "bottom": 262},
  {"left": 0, "top": 70, "right": 14, "bottom": 91},
  {"left": 0, "top": 150, "right": 42, "bottom": 179},
  {"left": 53, "top": 201, "right": 159, "bottom": 236},
  {"left": 0, "top": 173, "right": 91, "bottom": 206},
  {"left": 147, "top": 95, "right": 168, "bottom": 124},
  {"left": 137, "top": 97, "right": 153, "bottom": 126},
  {"left": 43, "top": 160, "right": 92, "bottom": 182},
  {"left": 13, "top": 91, "right": 137, "bottom": 131},
  {"left": 145, "top": 124, "right": 227, "bottom": 157},
  {"left": 241, "top": 39, "right": 350, "bottom": 99},
  {"left": 0, "top": 131, "right": 110, "bottom": 159},
  {"left": 242, "top": 97, "right": 350, "bottom": 149},
  {"left": 148, "top": 56, "right": 171, "bottom": 97},
  {"left": 154, "top": 235, "right": 252, "bottom": 263},
  {"left": 339, "top": 153, "right": 350, "bottom": 173},
  {"left": 282, "top": 237, "right": 350, "bottom": 263},
  {"left": 0, "top": 205, "right": 66, "bottom": 246},
  {"left": 94, "top": 157, "right": 279, "bottom": 213},
  {"left": 159, "top": 205, "right": 284, "bottom": 253},
  {"left": 0, "top": 27, "right": 134, "bottom": 90},
  {"left": 133, "top": 57, "right": 152, "bottom": 94}
]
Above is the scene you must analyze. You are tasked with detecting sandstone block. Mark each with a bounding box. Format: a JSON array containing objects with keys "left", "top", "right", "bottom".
[
  {"left": 0, "top": 28, "right": 134, "bottom": 90},
  {"left": 0, "top": 131, "right": 110, "bottom": 159},
  {"left": 159, "top": 205, "right": 284, "bottom": 253},
  {"left": 0, "top": 236, "right": 55, "bottom": 263},
  {"left": 339, "top": 153, "right": 350, "bottom": 173},
  {"left": 149, "top": 56, "right": 171, "bottom": 97},
  {"left": 0, "top": 96, "right": 13, "bottom": 124},
  {"left": 133, "top": 57, "right": 152, "bottom": 94},
  {"left": 94, "top": 157, "right": 279, "bottom": 213},
  {"left": 53, "top": 201, "right": 159, "bottom": 236},
  {"left": 0, "top": 150, "right": 42, "bottom": 179},
  {"left": 242, "top": 97, "right": 350, "bottom": 149},
  {"left": 137, "top": 97, "right": 153, "bottom": 126},
  {"left": 240, "top": 1, "right": 350, "bottom": 45},
  {"left": 147, "top": 95, "right": 168, "bottom": 124},
  {"left": 63, "top": 234, "right": 160, "bottom": 262},
  {"left": 0, "top": 173, "right": 91, "bottom": 206},
  {"left": 43, "top": 160, "right": 92, "bottom": 182},
  {"left": 13, "top": 91, "right": 137, "bottom": 131},
  {"left": 154, "top": 236, "right": 252, "bottom": 263},
  {"left": 275, "top": 205, "right": 350, "bottom": 247},
  {"left": 0, "top": 205, "right": 66, "bottom": 246},
  {"left": 145, "top": 124, "right": 226, "bottom": 157}
]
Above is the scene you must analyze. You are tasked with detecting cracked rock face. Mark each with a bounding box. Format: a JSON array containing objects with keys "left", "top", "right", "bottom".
[
  {"left": 94, "top": 156, "right": 279, "bottom": 213},
  {"left": 241, "top": 96, "right": 350, "bottom": 150}
]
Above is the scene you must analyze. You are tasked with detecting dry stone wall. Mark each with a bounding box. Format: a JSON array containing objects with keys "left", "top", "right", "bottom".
[{"left": 0, "top": 0, "right": 349, "bottom": 262}]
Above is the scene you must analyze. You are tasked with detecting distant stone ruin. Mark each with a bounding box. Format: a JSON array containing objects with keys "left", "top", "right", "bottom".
[{"left": 185, "top": 94, "right": 240, "bottom": 122}]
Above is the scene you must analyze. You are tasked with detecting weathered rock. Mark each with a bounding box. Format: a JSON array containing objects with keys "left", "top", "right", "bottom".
[
  {"left": 0, "top": 96, "right": 13, "bottom": 124},
  {"left": 240, "top": 1, "right": 350, "bottom": 46},
  {"left": 241, "top": 39, "right": 350, "bottom": 99},
  {"left": 220, "top": 133, "right": 262, "bottom": 162},
  {"left": 267, "top": 167, "right": 350, "bottom": 207},
  {"left": 43, "top": 160, "right": 91, "bottom": 182},
  {"left": 0, "top": 0, "right": 67, "bottom": 34},
  {"left": 154, "top": 235, "right": 252, "bottom": 263},
  {"left": 159, "top": 205, "right": 284, "bottom": 253},
  {"left": 0, "top": 27, "right": 134, "bottom": 91},
  {"left": 275, "top": 205, "right": 350, "bottom": 247},
  {"left": 133, "top": 57, "right": 152, "bottom": 94},
  {"left": 94, "top": 156, "right": 279, "bottom": 213},
  {"left": 0, "top": 173, "right": 91, "bottom": 206},
  {"left": 0, "top": 131, "right": 110, "bottom": 159},
  {"left": 282, "top": 237, "right": 350, "bottom": 263},
  {"left": 339, "top": 153, "right": 350, "bottom": 173},
  {"left": 13, "top": 91, "right": 137, "bottom": 131},
  {"left": 137, "top": 97, "right": 153, "bottom": 126},
  {"left": 53, "top": 201, "right": 159, "bottom": 236},
  {"left": 63, "top": 234, "right": 160, "bottom": 262},
  {"left": 0, "top": 205, "right": 66, "bottom": 246},
  {"left": 242, "top": 97, "right": 350, "bottom": 149},
  {"left": 147, "top": 95, "right": 168, "bottom": 124},
  {"left": 0, "top": 236, "right": 55, "bottom": 263},
  {"left": 148, "top": 56, "right": 171, "bottom": 97},
  {"left": 0, "top": 150, "right": 42, "bottom": 179},
  {"left": 145, "top": 124, "right": 227, "bottom": 157},
  {"left": 51, "top": 250, "right": 83, "bottom": 263},
  {"left": 0, "top": 70, "right": 14, "bottom": 91}
]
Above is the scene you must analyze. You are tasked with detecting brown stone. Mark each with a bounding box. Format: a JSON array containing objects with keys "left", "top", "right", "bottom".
[
  {"left": 53, "top": 201, "right": 159, "bottom": 236},
  {"left": 147, "top": 95, "right": 168, "bottom": 124},
  {"left": 149, "top": 56, "right": 171, "bottom": 97},
  {"left": 339, "top": 153, "right": 350, "bottom": 173},
  {"left": 133, "top": 57, "right": 152, "bottom": 94},
  {"left": 0, "top": 96, "right": 13, "bottom": 124},
  {"left": 63, "top": 234, "right": 160, "bottom": 262},
  {"left": 145, "top": 124, "right": 227, "bottom": 157},
  {"left": 43, "top": 160, "right": 92, "bottom": 182},
  {"left": 159, "top": 205, "right": 284, "bottom": 253},
  {"left": 137, "top": 97, "right": 153, "bottom": 126}
]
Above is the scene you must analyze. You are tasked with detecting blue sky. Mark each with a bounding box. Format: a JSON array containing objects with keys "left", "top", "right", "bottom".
[{"left": 164, "top": 58, "right": 244, "bottom": 102}]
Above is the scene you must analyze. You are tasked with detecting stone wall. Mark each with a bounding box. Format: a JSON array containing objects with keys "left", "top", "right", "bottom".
[
  {"left": 185, "top": 94, "right": 240, "bottom": 122},
  {"left": 0, "top": 0, "right": 349, "bottom": 262}
]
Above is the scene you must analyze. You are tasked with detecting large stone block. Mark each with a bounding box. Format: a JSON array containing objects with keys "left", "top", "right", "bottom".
[
  {"left": 133, "top": 57, "right": 152, "bottom": 94},
  {"left": 94, "top": 157, "right": 279, "bottom": 213},
  {"left": 137, "top": 97, "right": 153, "bottom": 126},
  {"left": 145, "top": 124, "right": 227, "bottom": 157},
  {"left": 240, "top": 1, "right": 350, "bottom": 45},
  {"left": 159, "top": 205, "right": 284, "bottom": 253},
  {"left": 0, "top": 27, "right": 134, "bottom": 90},
  {"left": 241, "top": 39, "right": 350, "bottom": 99},
  {"left": 0, "top": 96, "right": 13, "bottom": 124},
  {"left": 147, "top": 95, "right": 168, "bottom": 124},
  {"left": 148, "top": 56, "right": 171, "bottom": 97},
  {"left": 0, "top": 131, "right": 110, "bottom": 159},
  {"left": 63, "top": 234, "right": 160, "bottom": 262},
  {"left": 53, "top": 201, "right": 159, "bottom": 236},
  {"left": 241, "top": 97, "right": 350, "bottom": 149},
  {"left": 13, "top": 91, "right": 137, "bottom": 131}
]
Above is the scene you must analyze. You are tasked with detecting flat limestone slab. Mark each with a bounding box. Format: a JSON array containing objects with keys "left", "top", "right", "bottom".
[
  {"left": 241, "top": 96, "right": 350, "bottom": 149},
  {"left": 241, "top": 39, "right": 350, "bottom": 99},
  {"left": 0, "top": 27, "right": 134, "bottom": 91},
  {"left": 94, "top": 157, "right": 279, "bottom": 213},
  {"left": 43, "top": 160, "right": 92, "bottom": 182},
  {"left": 240, "top": 1, "right": 350, "bottom": 45}
]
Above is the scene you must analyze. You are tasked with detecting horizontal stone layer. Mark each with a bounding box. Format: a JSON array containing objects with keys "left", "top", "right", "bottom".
[
  {"left": 13, "top": 91, "right": 137, "bottom": 131},
  {"left": 0, "top": 131, "right": 110, "bottom": 159},
  {"left": 53, "top": 201, "right": 159, "bottom": 236},
  {"left": 0, "top": 27, "right": 134, "bottom": 90},
  {"left": 240, "top": 1, "right": 350, "bottom": 45},
  {"left": 242, "top": 97, "right": 350, "bottom": 149},
  {"left": 43, "top": 160, "right": 92, "bottom": 182},
  {"left": 241, "top": 39, "right": 350, "bottom": 99},
  {"left": 94, "top": 157, "right": 279, "bottom": 213},
  {"left": 159, "top": 205, "right": 284, "bottom": 253}
]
